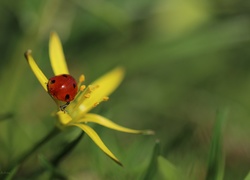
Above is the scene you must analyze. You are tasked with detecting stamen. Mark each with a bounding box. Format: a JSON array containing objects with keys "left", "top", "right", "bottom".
[
  {"left": 84, "top": 93, "right": 91, "bottom": 98},
  {"left": 71, "top": 84, "right": 100, "bottom": 112},
  {"left": 77, "top": 74, "right": 86, "bottom": 93},
  {"left": 72, "top": 75, "right": 86, "bottom": 105},
  {"left": 79, "top": 74, "right": 85, "bottom": 83},
  {"left": 103, "top": 96, "right": 109, "bottom": 101},
  {"left": 91, "top": 97, "right": 109, "bottom": 108},
  {"left": 80, "top": 85, "right": 86, "bottom": 91},
  {"left": 89, "top": 84, "right": 99, "bottom": 92},
  {"left": 93, "top": 102, "right": 99, "bottom": 107}
]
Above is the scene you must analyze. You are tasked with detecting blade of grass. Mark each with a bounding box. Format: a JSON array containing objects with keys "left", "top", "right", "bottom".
[
  {"left": 244, "top": 171, "right": 250, "bottom": 180},
  {"left": 4, "top": 165, "right": 19, "bottom": 180},
  {"left": 206, "top": 109, "right": 228, "bottom": 180},
  {"left": 157, "top": 156, "right": 183, "bottom": 180},
  {"left": 0, "top": 113, "right": 13, "bottom": 122},
  {"left": 143, "top": 139, "right": 160, "bottom": 180}
]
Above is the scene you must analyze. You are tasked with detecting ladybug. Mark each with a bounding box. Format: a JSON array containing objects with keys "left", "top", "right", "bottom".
[{"left": 47, "top": 74, "right": 78, "bottom": 111}]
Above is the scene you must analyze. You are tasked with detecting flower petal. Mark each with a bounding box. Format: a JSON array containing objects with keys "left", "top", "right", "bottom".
[
  {"left": 56, "top": 111, "right": 72, "bottom": 125},
  {"left": 71, "top": 123, "right": 122, "bottom": 166},
  {"left": 24, "top": 50, "right": 48, "bottom": 91},
  {"left": 78, "top": 113, "right": 154, "bottom": 135},
  {"left": 78, "top": 67, "right": 125, "bottom": 113},
  {"left": 49, "top": 32, "right": 69, "bottom": 75}
]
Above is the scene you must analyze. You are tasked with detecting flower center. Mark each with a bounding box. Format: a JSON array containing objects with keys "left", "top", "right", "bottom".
[{"left": 66, "top": 74, "right": 109, "bottom": 119}]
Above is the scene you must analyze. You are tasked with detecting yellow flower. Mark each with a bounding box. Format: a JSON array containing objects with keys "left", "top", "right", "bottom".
[{"left": 25, "top": 32, "right": 153, "bottom": 166}]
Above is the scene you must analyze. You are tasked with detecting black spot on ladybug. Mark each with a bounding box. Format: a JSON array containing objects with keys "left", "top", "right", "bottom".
[
  {"left": 73, "top": 83, "right": 76, "bottom": 88},
  {"left": 65, "top": 94, "right": 70, "bottom": 100},
  {"left": 51, "top": 80, "right": 56, "bottom": 84},
  {"left": 62, "top": 74, "right": 68, "bottom": 78}
]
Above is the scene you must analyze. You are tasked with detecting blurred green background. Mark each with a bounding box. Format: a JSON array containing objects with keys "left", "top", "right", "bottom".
[{"left": 1, "top": 0, "right": 250, "bottom": 179}]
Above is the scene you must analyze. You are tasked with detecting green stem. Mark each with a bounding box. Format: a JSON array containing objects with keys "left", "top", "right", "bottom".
[
  {"left": 0, "top": 113, "right": 14, "bottom": 122},
  {"left": 4, "top": 127, "right": 61, "bottom": 179},
  {"left": 27, "top": 132, "right": 85, "bottom": 179},
  {"left": 52, "top": 132, "right": 84, "bottom": 166}
]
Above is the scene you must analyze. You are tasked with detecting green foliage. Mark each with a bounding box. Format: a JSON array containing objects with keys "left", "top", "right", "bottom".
[
  {"left": 0, "top": 113, "right": 13, "bottom": 122},
  {"left": 244, "top": 172, "right": 250, "bottom": 180},
  {"left": 1, "top": 0, "right": 250, "bottom": 179},
  {"left": 206, "top": 109, "right": 227, "bottom": 180},
  {"left": 157, "top": 156, "right": 183, "bottom": 180},
  {"left": 143, "top": 140, "right": 160, "bottom": 180}
]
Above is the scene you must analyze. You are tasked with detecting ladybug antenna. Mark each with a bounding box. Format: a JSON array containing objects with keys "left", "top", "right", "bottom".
[{"left": 60, "top": 102, "right": 70, "bottom": 111}]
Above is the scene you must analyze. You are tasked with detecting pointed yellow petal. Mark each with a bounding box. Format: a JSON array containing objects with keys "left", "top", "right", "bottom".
[
  {"left": 71, "top": 123, "right": 122, "bottom": 166},
  {"left": 49, "top": 32, "right": 69, "bottom": 75},
  {"left": 78, "top": 113, "right": 154, "bottom": 135},
  {"left": 56, "top": 111, "right": 72, "bottom": 125},
  {"left": 24, "top": 50, "right": 48, "bottom": 91},
  {"left": 77, "top": 67, "right": 125, "bottom": 113}
]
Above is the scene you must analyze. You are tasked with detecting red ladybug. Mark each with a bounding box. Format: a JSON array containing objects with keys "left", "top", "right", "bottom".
[{"left": 47, "top": 74, "right": 78, "bottom": 110}]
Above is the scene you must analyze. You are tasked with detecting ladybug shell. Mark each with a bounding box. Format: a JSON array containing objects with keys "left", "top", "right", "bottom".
[{"left": 47, "top": 74, "right": 78, "bottom": 102}]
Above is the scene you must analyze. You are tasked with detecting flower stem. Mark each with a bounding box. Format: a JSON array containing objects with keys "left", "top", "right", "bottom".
[
  {"left": 0, "top": 112, "right": 14, "bottom": 121},
  {"left": 4, "top": 127, "right": 61, "bottom": 178},
  {"left": 27, "top": 132, "right": 85, "bottom": 179}
]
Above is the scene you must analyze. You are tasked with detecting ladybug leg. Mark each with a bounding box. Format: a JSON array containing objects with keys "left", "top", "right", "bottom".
[{"left": 60, "top": 102, "right": 70, "bottom": 111}]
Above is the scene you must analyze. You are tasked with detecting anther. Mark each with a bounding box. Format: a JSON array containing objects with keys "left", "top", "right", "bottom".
[
  {"left": 80, "top": 85, "right": 86, "bottom": 91},
  {"left": 89, "top": 85, "right": 99, "bottom": 92},
  {"left": 84, "top": 93, "right": 91, "bottom": 98},
  {"left": 103, "top": 97, "right": 109, "bottom": 101},
  {"left": 93, "top": 102, "right": 99, "bottom": 107},
  {"left": 79, "top": 74, "right": 85, "bottom": 83}
]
